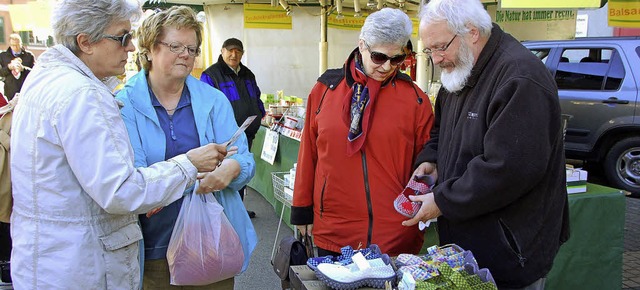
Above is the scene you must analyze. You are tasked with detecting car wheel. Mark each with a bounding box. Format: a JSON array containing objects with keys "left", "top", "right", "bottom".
[{"left": 604, "top": 137, "right": 640, "bottom": 196}]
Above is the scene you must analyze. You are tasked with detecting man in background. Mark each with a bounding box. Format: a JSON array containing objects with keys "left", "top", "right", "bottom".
[
  {"left": 201, "top": 38, "right": 265, "bottom": 219},
  {"left": 0, "top": 34, "right": 35, "bottom": 100}
]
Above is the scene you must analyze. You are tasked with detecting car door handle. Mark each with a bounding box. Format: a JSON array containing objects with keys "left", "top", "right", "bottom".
[{"left": 602, "top": 97, "right": 629, "bottom": 104}]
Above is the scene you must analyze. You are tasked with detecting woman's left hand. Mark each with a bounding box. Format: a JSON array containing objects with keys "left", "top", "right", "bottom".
[{"left": 195, "top": 159, "right": 241, "bottom": 194}]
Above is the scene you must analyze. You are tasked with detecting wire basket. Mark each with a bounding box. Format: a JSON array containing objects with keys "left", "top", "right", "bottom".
[{"left": 271, "top": 171, "right": 293, "bottom": 207}]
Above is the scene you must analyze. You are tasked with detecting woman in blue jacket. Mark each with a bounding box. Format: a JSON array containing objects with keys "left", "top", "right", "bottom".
[{"left": 116, "top": 6, "right": 257, "bottom": 289}]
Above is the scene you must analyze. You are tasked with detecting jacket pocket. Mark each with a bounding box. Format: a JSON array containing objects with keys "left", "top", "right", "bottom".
[
  {"left": 319, "top": 177, "right": 327, "bottom": 218},
  {"left": 99, "top": 222, "right": 143, "bottom": 289},
  {"left": 499, "top": 219, "right": 527, "bottom": 268},
  {"left": 100, "top": 222, "right": 142, "bottom": 250}
]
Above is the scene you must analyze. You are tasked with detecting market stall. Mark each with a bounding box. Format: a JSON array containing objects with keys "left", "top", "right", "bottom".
[
  {"left": 247, "top": 126, "right": 300, "bottom": 229},
  {"left": 248, "top": 127, "right": 626, "bottom": 290}
]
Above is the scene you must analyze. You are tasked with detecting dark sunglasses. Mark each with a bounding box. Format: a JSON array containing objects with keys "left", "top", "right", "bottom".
[
  {"left": 364, "top": 42, "right": 406, "bottom": 66},
  {"left": 103, "top": 32, "right": 133, "bottom": 47}
]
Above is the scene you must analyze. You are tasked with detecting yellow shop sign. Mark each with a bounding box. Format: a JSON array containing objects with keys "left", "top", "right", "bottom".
[{"left": 608, "top": 0, "right": 640, "bottom": 28}]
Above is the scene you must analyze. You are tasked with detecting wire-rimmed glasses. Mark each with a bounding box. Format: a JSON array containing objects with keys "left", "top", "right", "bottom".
[
  {"left": 157, "top": 41, "right": 201, "bottom": 57},
  {"left": 422, "top": 34, "right": 457, "bottom": 58}
]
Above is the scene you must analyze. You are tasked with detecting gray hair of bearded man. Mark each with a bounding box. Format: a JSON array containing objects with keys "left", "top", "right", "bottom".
[{"left": 419, "top": 0, "right": 492, "bottom": 38}]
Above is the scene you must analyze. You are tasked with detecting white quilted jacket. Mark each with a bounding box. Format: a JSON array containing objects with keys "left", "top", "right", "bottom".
[{"left": 10, "top": 45, "right": 197, "bottom": 289}]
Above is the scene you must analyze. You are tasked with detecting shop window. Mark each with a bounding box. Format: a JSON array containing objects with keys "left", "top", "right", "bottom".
[
  {"left": 18, "top": 31, "right": 34, "bottom": 46},
  {"left": 555, "top": 48, "right": 624, "bottom": 91},
  {"left": 0, "top": 18, "right": 5, "bottom": 44}
]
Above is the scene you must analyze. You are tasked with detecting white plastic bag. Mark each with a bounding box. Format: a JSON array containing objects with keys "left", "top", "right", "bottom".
[{"left": 167, "top": 183, "right": 244, "bottom": 285}]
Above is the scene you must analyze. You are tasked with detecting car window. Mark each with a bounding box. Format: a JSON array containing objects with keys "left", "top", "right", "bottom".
[
  {"left": 555, "top": 48, "right": 625, "bottom": 91},
  {"left": 605, "top": 51, "right": 624, "bottom": 90},
  {"left": 529, "top": 49, "right": 550, "bottom": 64}
]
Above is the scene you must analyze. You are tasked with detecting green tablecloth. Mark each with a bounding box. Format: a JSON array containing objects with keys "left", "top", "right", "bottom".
[
  {"left": 248, "top": 127, "right": 626, "bottom": 289},
  {"left": 248, "top": 126, "right": 299, "bottom": 228},
  {"left": 545, "top": 183, "right": 625, "bottom": 290}
]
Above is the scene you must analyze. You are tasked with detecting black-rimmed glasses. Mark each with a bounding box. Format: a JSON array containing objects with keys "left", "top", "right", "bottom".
[
  {"left": 157, "top": 41, "right": 201, "bottom": 57},
  {"left": 364, "top": 42, "right": 406, "bottom": 66},
  {"left": 103, "top": 32, "right": 133, "bottom": 47},
  {"left": 422, "top": 34, "right": 457, "bottom": 57}
]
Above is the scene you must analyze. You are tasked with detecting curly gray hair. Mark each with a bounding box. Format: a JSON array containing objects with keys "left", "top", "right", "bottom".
[{"left": 359, "top": 8, "right": 412, "bottom": 48}]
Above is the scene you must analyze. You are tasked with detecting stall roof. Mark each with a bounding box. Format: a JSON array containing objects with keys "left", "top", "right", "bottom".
[
  {"left": 147, "top": 0, "right": 423, "bottom": 12},
  {"left": 483, "top": 0, "right": 607, "bottom": 9},
  {"left": 152, "top": 0, "right": 606, "bottom": 10}
]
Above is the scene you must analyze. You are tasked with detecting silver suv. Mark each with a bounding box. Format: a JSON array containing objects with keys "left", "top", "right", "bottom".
[{"left": 523, "top": 37, "right": 640, "bottom": 195}]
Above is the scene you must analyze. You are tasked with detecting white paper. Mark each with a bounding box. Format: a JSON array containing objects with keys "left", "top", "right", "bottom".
[
  {"left": 225, "top": 115, "right": 257, "bottom": 148},
  {"left": 418, "top": 218, "right": 438, "bottom": 231},
  {"left": 260, "top": 129, "right": 279, "bottom": 165}
]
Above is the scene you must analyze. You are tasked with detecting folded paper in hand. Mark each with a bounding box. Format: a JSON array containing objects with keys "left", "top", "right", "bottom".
[{"left": 224, "top": 115, "right": 257, "bottom": 148}]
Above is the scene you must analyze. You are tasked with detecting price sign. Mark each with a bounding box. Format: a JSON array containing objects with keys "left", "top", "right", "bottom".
[{"left": 260, "top": 129, "right": 279, "bottom": 165}]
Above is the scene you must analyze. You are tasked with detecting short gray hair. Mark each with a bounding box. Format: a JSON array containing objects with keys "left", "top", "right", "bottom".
[
  {"left": 359, "top": 8, "right": 412, "bottom": 47},
  {"left": 419, "top": 0, "right": 492, "bottom": 38},
  {"left": 51, "top": 0, "right": 141, "bottom": 53}
]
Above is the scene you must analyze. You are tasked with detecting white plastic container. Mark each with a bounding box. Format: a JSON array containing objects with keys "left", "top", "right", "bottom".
[{"left": 289, "top": 163, "right": 297, "bottom": 189}]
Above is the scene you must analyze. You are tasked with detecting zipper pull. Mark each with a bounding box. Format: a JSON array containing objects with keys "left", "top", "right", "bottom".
[
  {"left": 517, "top": 254, "right": 527, "bottom": 267},
  {"left": 169, "top": 117, "right": 177, "bottom": 141}
]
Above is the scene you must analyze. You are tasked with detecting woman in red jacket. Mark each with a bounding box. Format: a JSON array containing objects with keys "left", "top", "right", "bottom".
[{"left": 290, "top": 8, "right": 434, "bottom": 257}]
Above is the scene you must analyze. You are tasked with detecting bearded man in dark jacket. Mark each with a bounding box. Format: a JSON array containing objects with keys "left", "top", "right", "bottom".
[
  {"left": 201, "top": 38, "right": 265, "bottom": 218},
  {"left": 403, "top": 0, "right": 570, "bottom": 289}
]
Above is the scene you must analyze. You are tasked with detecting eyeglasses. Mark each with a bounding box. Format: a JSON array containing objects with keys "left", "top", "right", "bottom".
[
  {"left": 103, "top": 32, "right": 133, "bottom": 47},
  {"left": 157, "top": 41, "right": 201, "bottom": 57},
  {"left": 364, "top": 42, "right": 406, "bottom": 66},
  {"left": 422, "top": 34, "right": 457, "bottom": 57}
]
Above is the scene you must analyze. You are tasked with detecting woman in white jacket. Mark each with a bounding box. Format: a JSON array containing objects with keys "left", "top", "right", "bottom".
[{"left": 10, "top": 1, "right": 228, "bottom": 289}]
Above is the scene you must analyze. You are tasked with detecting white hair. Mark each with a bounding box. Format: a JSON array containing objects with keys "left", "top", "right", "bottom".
[{"left": 419, "top": 0, "right": 492, "bottom": 38}]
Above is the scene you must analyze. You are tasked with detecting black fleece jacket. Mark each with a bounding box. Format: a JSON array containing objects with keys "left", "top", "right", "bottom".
[
  {"left": 201, "top": 55, "right": 265, "bottom": 146},
  {"left": 415, "top": 24, "right": 570, "bottom": 288}
]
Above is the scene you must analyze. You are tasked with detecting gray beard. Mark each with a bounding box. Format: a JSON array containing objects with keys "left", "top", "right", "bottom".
[{"left": 440, "top": 41, "right": 475, "bottom": 93}]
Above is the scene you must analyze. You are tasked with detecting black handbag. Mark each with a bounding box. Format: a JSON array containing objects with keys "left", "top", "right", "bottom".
[{"left": 271, "top": 233, "right": 313, "bottom": 288}]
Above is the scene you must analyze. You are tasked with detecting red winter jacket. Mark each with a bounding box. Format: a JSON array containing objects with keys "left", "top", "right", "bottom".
[{"left": 291, "top": 56, "right": 434, "bottom": 256}]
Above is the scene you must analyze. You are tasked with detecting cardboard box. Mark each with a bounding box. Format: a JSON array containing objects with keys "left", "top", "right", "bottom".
[{"left": 566, "top": 168, "right": 588, "bottom": 194}]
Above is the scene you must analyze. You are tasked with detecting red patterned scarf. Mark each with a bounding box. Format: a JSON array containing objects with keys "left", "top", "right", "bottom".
[{"left": 341, "top": 50, "right": 394, "bottom": 156}]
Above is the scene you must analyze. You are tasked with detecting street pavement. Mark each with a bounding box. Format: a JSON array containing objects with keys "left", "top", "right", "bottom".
[{"left": 237, "top": 188, "right": 293, "bottom": 290}]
